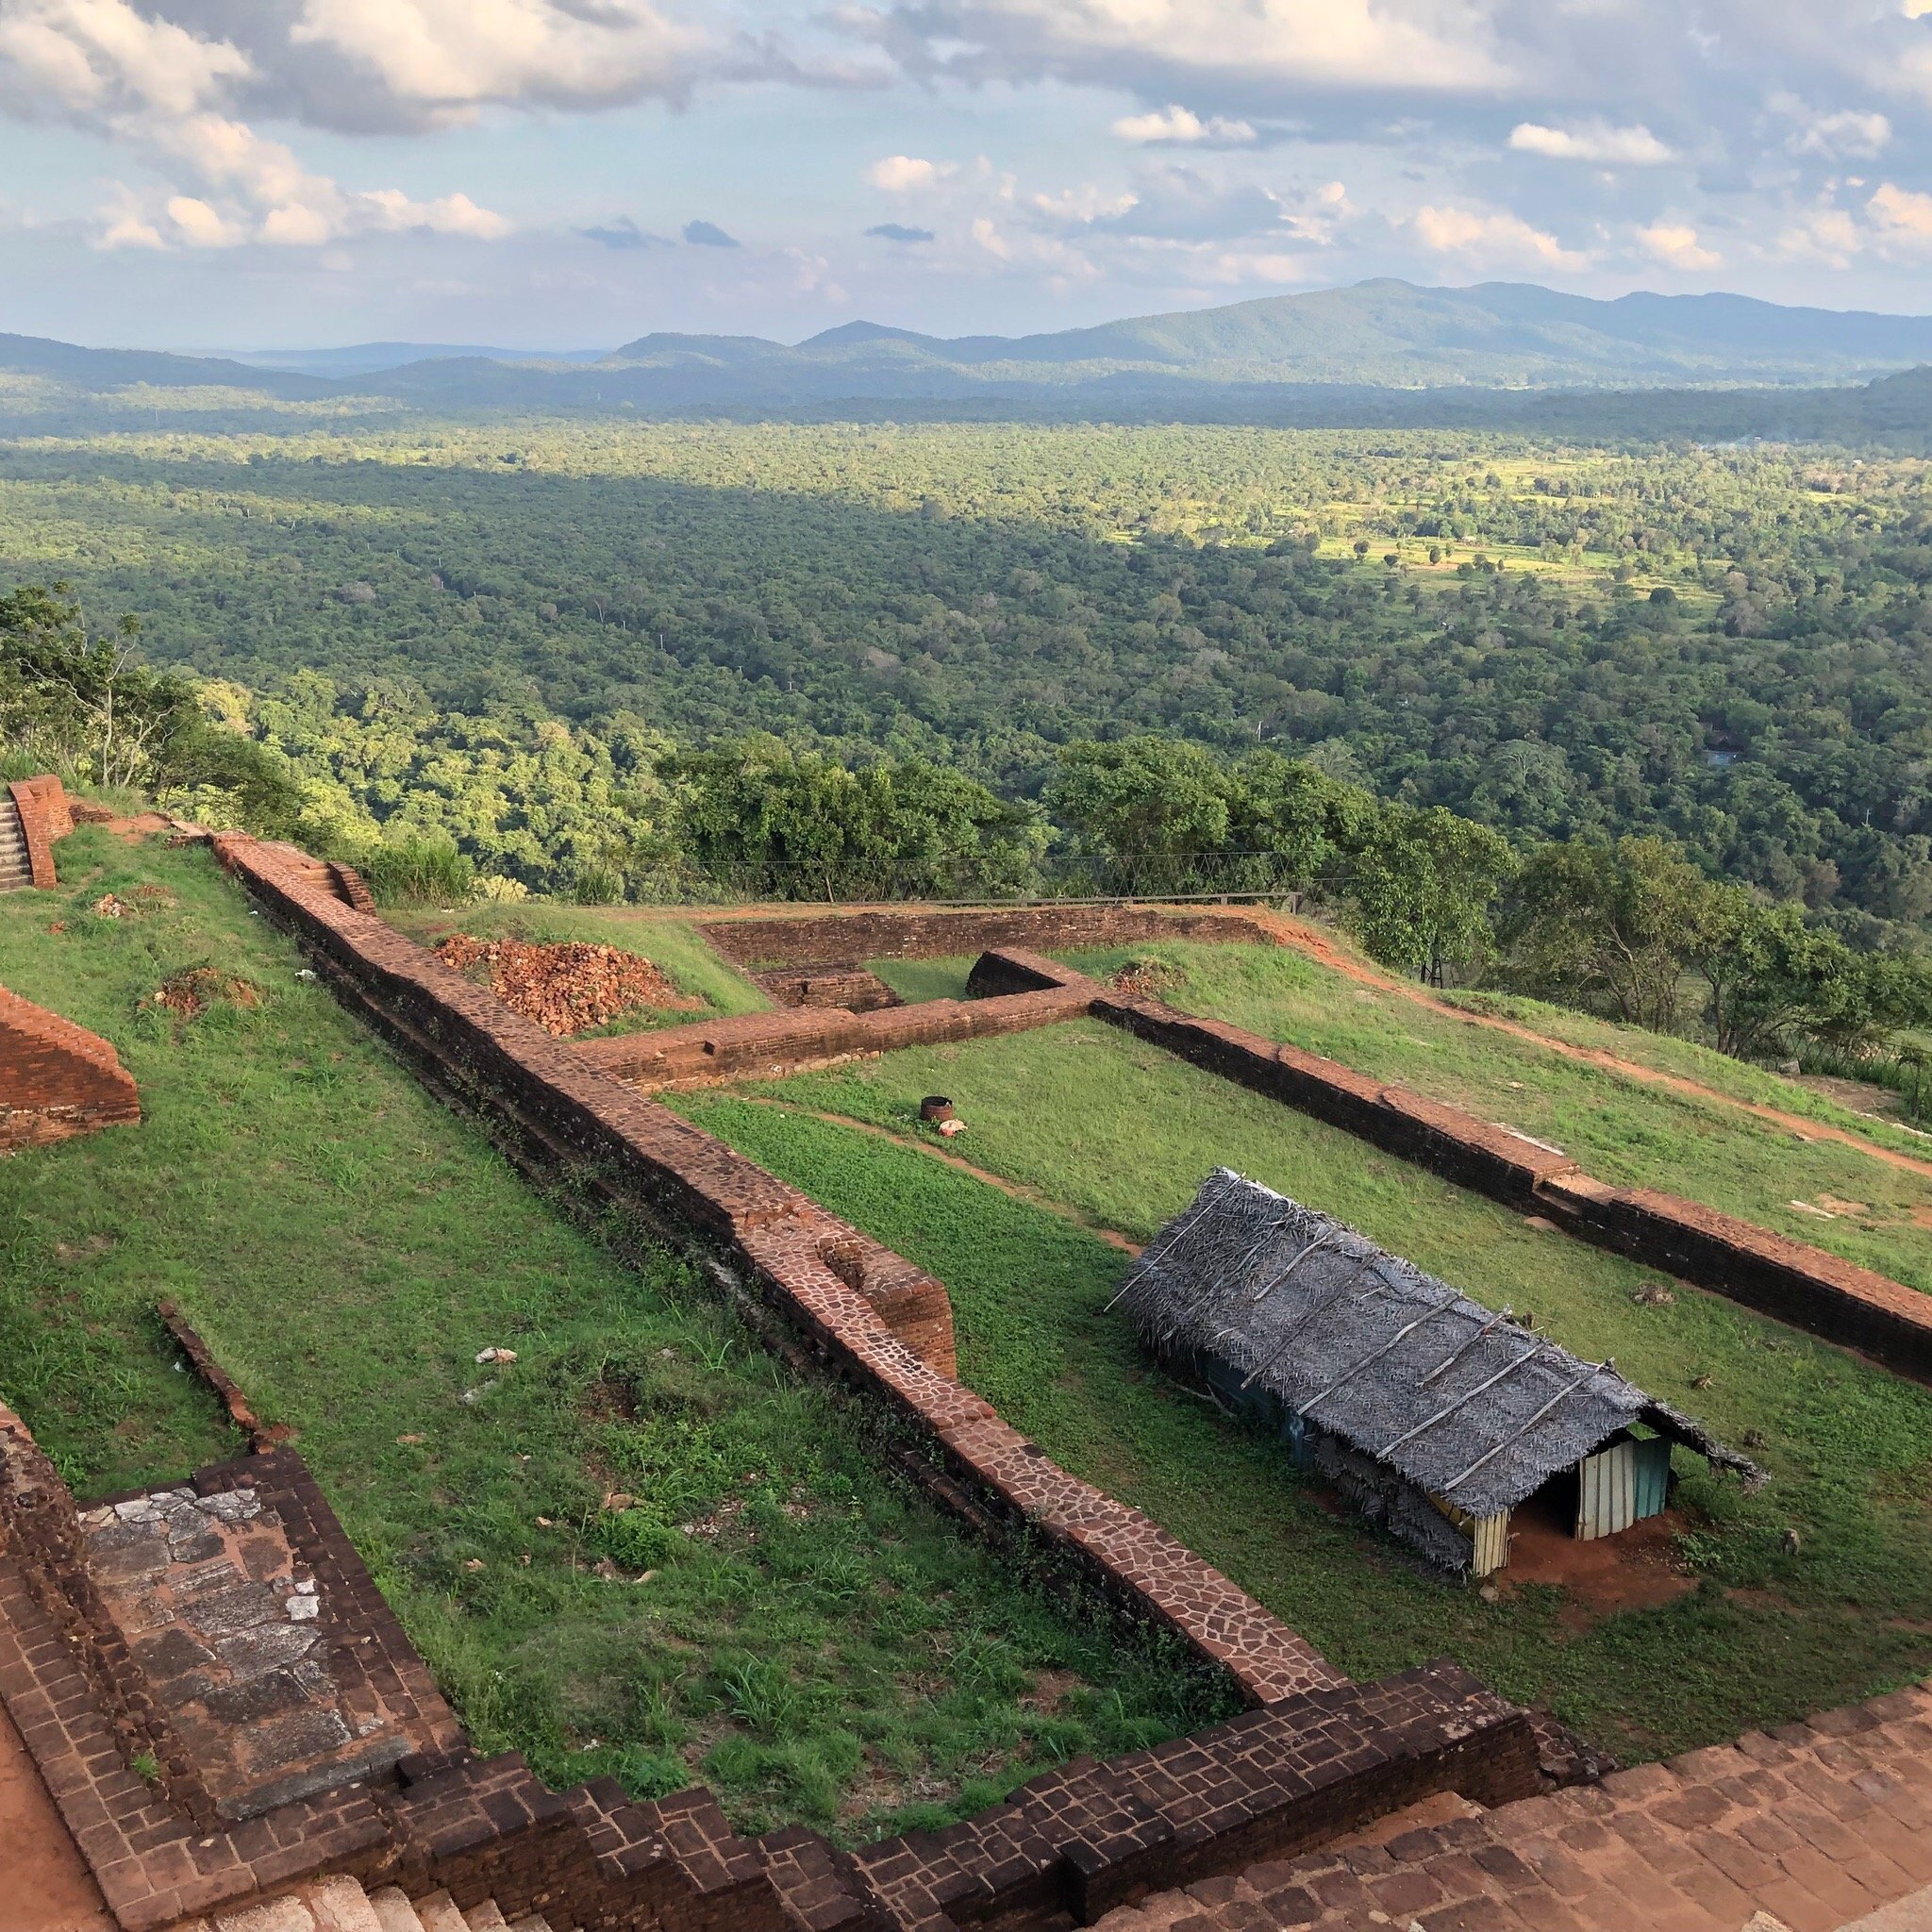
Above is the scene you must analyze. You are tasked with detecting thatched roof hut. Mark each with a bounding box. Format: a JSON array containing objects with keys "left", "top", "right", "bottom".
[{"left": 1118, "top": 1170, "right": 1760, "bottom": 1575}]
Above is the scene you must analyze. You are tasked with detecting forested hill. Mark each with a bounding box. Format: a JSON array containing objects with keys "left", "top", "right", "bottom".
[
  {"left": 615, "top": 280, "right": 1932, "bottom": 390},
  {"left": 11, "top": 280, "right": 1932, "bottom": 419}
]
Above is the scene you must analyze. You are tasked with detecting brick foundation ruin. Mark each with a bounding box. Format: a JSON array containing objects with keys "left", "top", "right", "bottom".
[
  {"left": 8, "top": 774, "right": 73, "bottom": 890},
  {"left": 5, "top": 851, "right": 1929, "bottom": 1930},
  {"left": 0, "top": 1393, "right": 1542, "bottom": 1932},
  {"left": 0, "top": 983, "right": 141, "bottom": 1152}
]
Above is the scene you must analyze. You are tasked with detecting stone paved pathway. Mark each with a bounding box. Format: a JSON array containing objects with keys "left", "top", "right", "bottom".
[{"left": 1095, "top": 1682, "right": 1932, "bottom": 1932}]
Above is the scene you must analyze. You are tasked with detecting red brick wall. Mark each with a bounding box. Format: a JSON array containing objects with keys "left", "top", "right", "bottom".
[
  {"left": 0, "top": 985, "right": 141, "bottom": 1151},
  {"left": 572, "top": 980, "right": 1092, "bottom": 1092},
  {"left": 700, "top": 904, "right": 1279, "bottom": 972},
  {"left": 1078, "top": 972, "right": 1932, "bottom": 1383},
  {"left": 8, "top": 775, "right": 67, "bottom": 889}
]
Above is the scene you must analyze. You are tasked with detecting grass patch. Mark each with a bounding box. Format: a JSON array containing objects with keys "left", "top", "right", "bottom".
[
  {"left": 0, "top": 833, "right": 1219, "bottom": 1840},
  {"left": 386, "top": 899, "right": 767, "bottom": 1024},
  {"left": 1058, "top": 939, "right": 1932, "bottom": 1293},
  {"left": 676, "top": 1022, "right": 1932, "bottom": 1759},
  {"left": 867, "top": 956, "right": 978, "bottom": 1004}
]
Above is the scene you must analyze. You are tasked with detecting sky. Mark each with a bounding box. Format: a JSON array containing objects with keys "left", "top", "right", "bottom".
[{"left": 3, "top": 0, "right": 1932, "bottom": 350}]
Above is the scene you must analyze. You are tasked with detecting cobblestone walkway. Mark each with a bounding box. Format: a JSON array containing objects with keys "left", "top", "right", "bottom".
[{"left": 1097, "top": 1684, "right": 1932, "bottom": 1932}]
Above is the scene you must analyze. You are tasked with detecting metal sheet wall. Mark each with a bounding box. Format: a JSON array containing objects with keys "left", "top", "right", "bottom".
[{"left": 1576, "top": 1440, "right": 1638, "bottom": 1541}]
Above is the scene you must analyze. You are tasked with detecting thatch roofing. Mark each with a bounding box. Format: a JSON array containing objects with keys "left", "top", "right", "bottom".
[{"left": 1118, "top": 1170, "right": 1760, "bottom": 1522}]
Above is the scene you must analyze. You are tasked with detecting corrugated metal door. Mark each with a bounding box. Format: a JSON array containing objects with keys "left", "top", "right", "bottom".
[
  {"left": 1631, "top": 1436, "right": 1673, "bottom": 1521},
  {"left": 1575, "top": 1440, "right": 1638, "bottom": 1541}
]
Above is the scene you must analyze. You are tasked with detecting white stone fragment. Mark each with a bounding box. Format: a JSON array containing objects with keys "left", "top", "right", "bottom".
[
  {"left": 212, "top": 1896, "right": 318, "bottom": 1932},
  {"left": 287, "top": 1594, "right": 320, "bottom": 1621},
  {"left": 409, "top": 1893, "right": 469, "bottom": 1932},
  {"left": 364, "top": 1890, "right": 427, "bottom": 1932},
  {"left": 307, "top": 1876, "right": 387, "bottom": 1932}
]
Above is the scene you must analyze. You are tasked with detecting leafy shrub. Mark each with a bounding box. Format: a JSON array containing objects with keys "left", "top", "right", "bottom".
[{"left": 358, "top": 832, "right": 475, "bottom": 906}]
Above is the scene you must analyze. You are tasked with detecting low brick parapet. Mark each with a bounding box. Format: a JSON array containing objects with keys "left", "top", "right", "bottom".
[
  {"left": 8, "top": 774, "right": 69, "bottom": 888},
  {"left": 0, "top": 984, "right": 142, "bottom": 1152},
  {"left": 1086, "top": 984, "right": 1932, "bottom": 1382},
  {"left": 573, "top": 979, "right": 1093, "bottom": 1091},
  {"left": 848, "top": 1661, "right": 1536, "bottom": 1929},
  {"left": 700, "top": 905, "right": 1280, "bottom": 973}
]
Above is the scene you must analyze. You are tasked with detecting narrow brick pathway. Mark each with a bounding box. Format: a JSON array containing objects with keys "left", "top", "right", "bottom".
[
  {"left": 1095, "top": 1683, "right": 1932, "bottom": 1932},
  {"left": 0, "top": 1695, "right": 112, "bottom": 1932}
]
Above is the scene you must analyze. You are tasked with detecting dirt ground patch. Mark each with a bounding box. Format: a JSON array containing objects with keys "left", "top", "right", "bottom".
[
  {"left": 435, "top": 934, "right": 701, "bottom": 1036},
  {"left": 151, "top": 966, "right": 259, "bottom": 1019},
  {"left": 1494, "top": 1507, "right": 1698, "bottom": 1626}
]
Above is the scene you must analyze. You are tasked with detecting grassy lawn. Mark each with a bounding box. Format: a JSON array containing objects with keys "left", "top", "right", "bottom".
[
  {"left": 675, "top": 1021, "right": 1932, "bottom": 1760},
  {"left": 386, "top": 899, "right": 769, "bottom": 1024},
  {"left": 868, "top": 956, "right": 977, "bottom": 1004},
  {"left": 1048, "top": 939, "right": 1932, "bottom": 1293},
  {"left": 0, "top": 833, "right": 1220, "bottom": 1840}
]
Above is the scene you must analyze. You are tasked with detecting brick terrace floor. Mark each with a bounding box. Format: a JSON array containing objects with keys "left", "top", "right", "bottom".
[
  {"left": 80, "top": 1479, "right": 418, "bottom": 1820},
  {"left": 0, "top": 1693, "right": 113, "bottom": 1932},
  {"left": 1092, "top": 1683, "right": 1932, "bottom": 1932}
]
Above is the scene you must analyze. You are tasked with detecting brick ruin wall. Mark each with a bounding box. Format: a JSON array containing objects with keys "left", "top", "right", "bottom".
[
  {"left": 627, "top": 917, "right": 1932, "bottom": 1384},
  {"left": 208, "top": 835, "right": 1338, "bottom": 1712},
  {"left": 1050, "top": 959, "right": 1932, "bottom": 1382},
  {"left": 6, "top": 862, "right": 1922, "bottom": 1927},
  {"left": 572, "top": 979, "right": 1092, "bottom": 1091},
  {"left": 8, "top": 773, "right": 72, "bottom": 888},
  {"left": 0, "top": 983, "right": 142, "bottom": 1151},
  {"left": 700, "top": 903, "right": 1279, "bottom": 972}
]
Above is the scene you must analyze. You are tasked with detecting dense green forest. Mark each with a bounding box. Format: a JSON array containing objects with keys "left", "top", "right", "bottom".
[{"left": 4, "top": 413, "right": 1931, "bottom": 938}]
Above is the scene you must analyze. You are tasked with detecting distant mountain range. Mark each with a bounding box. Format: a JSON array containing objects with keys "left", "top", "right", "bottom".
[{"left": 9, "top": 279, "right": 1932, "bottom": 421}]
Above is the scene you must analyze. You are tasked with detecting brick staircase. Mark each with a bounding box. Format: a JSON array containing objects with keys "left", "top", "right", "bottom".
[
  {"left": 1096, "top": 1682, "right": 1932, "bottom": 1932},
  {"left": 175, "top": 1874, "right": 572, "bottom": 1931},
  {"left": 0, "top": 797, "right": 33, "bottom": 891}
]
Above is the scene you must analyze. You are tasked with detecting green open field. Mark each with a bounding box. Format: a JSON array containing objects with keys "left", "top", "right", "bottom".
[
  {"left": 872, "top": 938, "right": 1932, "bottom": 1293},
  {"left": 0, "top": 834, "right": 1220, "bottom": 1840},
  {"left": 675, "top": 1011, "right": 1932, "bottom": 1761}
]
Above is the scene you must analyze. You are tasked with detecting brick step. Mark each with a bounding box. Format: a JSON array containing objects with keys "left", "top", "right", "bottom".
[
  {"left": 1098, "top": 1682, "right": 1932, "bottom": 1932},
  {"left": 181, "top": 1877, "right": 571, "bottom": 1932}
]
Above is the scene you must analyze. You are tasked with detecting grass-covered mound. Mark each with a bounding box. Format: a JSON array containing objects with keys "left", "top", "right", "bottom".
[
  {"left": 0, "top": 830, "right": 1222, "bottom": 1840},
  {"left": 677, "top": 1017, "right": 1932, "bottom": 1762}
]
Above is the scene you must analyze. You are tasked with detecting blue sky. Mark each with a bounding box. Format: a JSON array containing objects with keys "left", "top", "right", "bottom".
[{"left": 3, "top": 0, "right": 1932, "bottom": 349}]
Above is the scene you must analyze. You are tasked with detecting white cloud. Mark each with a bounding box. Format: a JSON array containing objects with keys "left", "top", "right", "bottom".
[
  {"left": 289, "top": 0, "right": 704, "bottom": 125},
  {"left": 1869, "top": 179, "right": 1932, "bottom": 244},
  {"left": 0, "top": 0, "right": 512, "bottom": 251},
  {"left": 1768, "top": 93, "right": 1892, "bottom": 158},
  {"left": 164, "top": 192, "right": 242, "bottom": 246},
  {"left": 1111, "top": 105, "right": 1256, "bottom": 145},
  {"left": 866, "top": 154, "right": 953, "bottom": 192},
  {"left": 1638, "top": 221, "right": 1722, "bottom": 270},
  {"left": 1413, "top": 203, "right": 1590, "bottom": 270},
  {"left": 871, "top": 0, "right": 1510, "bottom": 94},
  {"left": 1774, "top": 206, "right": 1863, "bottom": 265},
  {"left": 0, "top": 0, "right": 249, "bottom": 119},
  {"left": 1507, "top": 121, "right": 1675, "bottom": 165}
]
